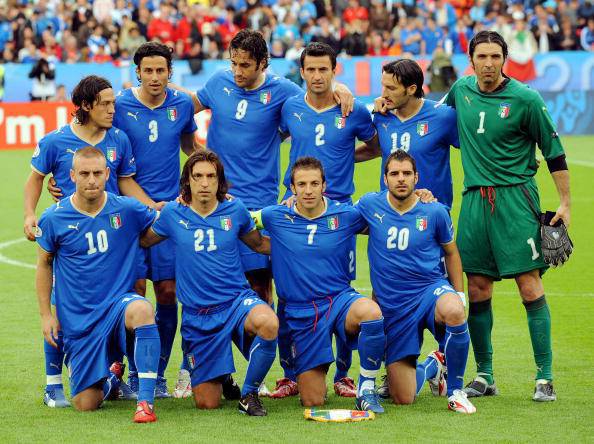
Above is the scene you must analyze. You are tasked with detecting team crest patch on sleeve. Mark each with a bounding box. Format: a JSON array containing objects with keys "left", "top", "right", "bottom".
[
  {"left": 416, "top": 121, "right": 429, "bottom": 136},
  {"left": 327, "top": 215, "right": 339, "bottom": 230},
  {"left": 110, "top": 213, "right": 122, "bottom": 229},
  {"left": 167, "top": 107, "right": 177, "bottom": 121},
  {"left": 335, "top": 116, "right": 346, "bottom": 129},
  {"left": 187, "top": 354, "right": 195, "bottom": 369},
  {"left": 498, "top": 103, "right": 510, "bottom": 118},
  {"left": 415, "top": 216, "right": 427, "bottom": 231},
  {"left": 106, "top": 148, "right": 117, "bottom": 162},
  {"left": 220, "top": 216, "right": 232, "bottom": 231},
  {"left": 260, "top": 91, "right": 271, "bottom": 104}
]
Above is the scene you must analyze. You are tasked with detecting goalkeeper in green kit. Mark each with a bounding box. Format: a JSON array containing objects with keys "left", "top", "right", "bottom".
[{"left": 443, "top": 30, "right": 572, "bottom": 402}]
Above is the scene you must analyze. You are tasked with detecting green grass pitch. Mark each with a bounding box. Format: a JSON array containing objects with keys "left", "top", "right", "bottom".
[{"left": 0, "top": 137, "right": 592, "bottom": 442}]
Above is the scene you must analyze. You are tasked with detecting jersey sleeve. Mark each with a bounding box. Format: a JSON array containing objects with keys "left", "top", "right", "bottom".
[
  {"left": 116, "top": 130, "right": 136, "bottom": 177},
  {"left": 279, "top": 102, "right": 290, "bottom": 134},
  {"left": 36, "top": 208, "right": 57, "bottom": 253},
  {"left": 151, "top": 203, "right": 173, "bottom": 238},
  {"left": 434, "top": 204, "right": 454, "bottom": 245},
  {"left": 353, "top": 103, "right": 376, "bottom": 142},
  {"left": 525, "top": 92, "right": 565, "bottom": 160},
  {"left": 129, "top": 198, "right": 157, "bottom": 232},
  {"left": 346, "top": 205, "right": 367, "bottom": 234},
  {"left": 30, "top": 135, "right": 55, "bottom": 176},
  {"left": 196, "top": 71, "right": 220, "bottom": 110},
  {"left": 445, "top": 106, "right": 459, "bottom": 148},
  {"left": 182, "top": 95, "right": 198, "bottom": 134},
  {"left": 443, "top": 79, "right": 459, "bottom": 109},
  {"left": 234, "top": 200, "right": 256, "bottom": 236},
  {"left": 280, "top": 77, "right": 304, "bottom": 100},
  {"left": 260, "top": 206, "right": 275, "bottom": 232}
]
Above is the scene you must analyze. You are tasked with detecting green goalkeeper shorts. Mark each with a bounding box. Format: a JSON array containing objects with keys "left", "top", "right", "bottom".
[{"left": 457, "top": 179, "right": 547, "bottom": 279}]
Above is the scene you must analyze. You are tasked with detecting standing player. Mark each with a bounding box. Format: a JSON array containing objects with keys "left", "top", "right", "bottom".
[
  {"left": 186, "top": 29, "right": 353, "bottom": 399},
  {"left": 357, "top": 150, "right": 475, "bottom": 413},
  {"left": 278, "top": 42, "right": 379, "bottom": 398},
  {"left": 140, "top": 151, "right": 278, "bottom": 416},
  {"left": 443, "top": 31, "right": 571, "bottom": 401},
  {"left": 254, "top": 157, "right": 385, "bottom": 413},
  {"left": 36, "top": 147, "right": 160, "bottom": 422},
  {"left": 23, "top": 75, "right": 141, "bottom": 408}
]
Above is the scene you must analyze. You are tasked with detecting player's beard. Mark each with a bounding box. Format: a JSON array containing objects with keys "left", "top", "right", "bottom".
[{"left": 389, "top": 186, "right": 413, "bottom": 201}]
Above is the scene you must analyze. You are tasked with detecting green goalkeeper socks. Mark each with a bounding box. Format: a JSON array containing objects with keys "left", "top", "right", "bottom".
[
  {"left": 468, "top": 299, "right": 494, "bottom": 385},
  {"left": 524, "top": 295, "right": 553, "bottom": 381}
]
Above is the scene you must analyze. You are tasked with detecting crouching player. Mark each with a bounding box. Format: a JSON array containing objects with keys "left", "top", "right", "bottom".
[
  {"left": 140, "top": 151, "right": 278, "bottom": 416},
  {"left": 356, "top": 150, "right": 475, "bottom": 413},
  {"left": 253, "top": 157, "right": 385, "bottom": 413},
  {"left": 35, "top": 147, "right": 160, "bottom": 422}
]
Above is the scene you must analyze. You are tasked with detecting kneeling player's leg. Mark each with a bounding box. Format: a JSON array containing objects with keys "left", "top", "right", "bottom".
[
  {"left": 387, "top": 358, "right": 417, "bottom": 405},
  {"left": 297, "top": 366, "right": 329, "bottom": 407},
  {"left": 43, "top": 329, "right": 69, "bottom": 408},
  {"left": 193, "top": 380, "right": 223, "bottom": 409},
  {"left": 467, "top": 273, "right": 495, "bottom": 385},
  {"left": 72, "top": 383, "right": 104, "bottom": 411},
  {"left": 153, "top": 279, "right": 177, "bottom": 385},
  {"left": 242, "top": 304, "right": 278, "bottom": 397}
]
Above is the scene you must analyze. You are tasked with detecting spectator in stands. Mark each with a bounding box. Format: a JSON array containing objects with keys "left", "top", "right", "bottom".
[
  {"left": 369, "top": 0, "right": 392, "bottom": 33},
  {"left": 120, "top": 25, "right": 146, "bottom": 56},
  {"left": 342, "top": 20, "right": 367, "bottom": 56},
  {"left": 553, "top": 16, "right": 580, "bottom": 51},
  {"left": 581, "top": 17, "right": 594, "bottom": 51},
  {"left": 87, "top": 25, "right": 108, "bottom": 57},
  {"left": 531, "top": 3, "right": 558, "bottom": 52},
  {"left": 422, "top": 17, "right": 445, "bottom": 56},
  {"left": 367, "top": 30, "right": 389, "bottom": 56},
  {"left": 148, "top": 3, "right": 176, "bottom": 44},
  {"left": 507, "top": 11, "right": 538, "bottom": 82},
  {"left": 270, "top": 38, "right": 286, "bottom": 58},
  {"left": 433, "top": 0, "right": 458, "bottom": 29},
  {"left": 311, "top": 16, "right": 341, "bottom": 54},
  {"left": 446, "top": 16, "right": 472, "bottom": 54},
  {"left": 28, "top": 58, "right": 56, "bottom": 101},
  {"left": 50, "top": 84, "right": 69, "bottom": 102},
  {"left": 19, "top": 38, "right": 39, "bottom": 63},
  {"left": 285, "top": 38, "right": 305, "bottom": 61},
  {"left": 577, "top": 1, "right": 594, "bottom": 27},
  {"left": 400, "top": 17, "right": 424, "bottom": 56},
  {"left": 342, "top": 0, "right": 368, "bottom": 25}
]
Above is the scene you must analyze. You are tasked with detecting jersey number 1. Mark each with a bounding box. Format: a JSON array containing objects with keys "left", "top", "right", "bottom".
[{"left": 477, "top": 111, "right": 486, "bottom": 134}]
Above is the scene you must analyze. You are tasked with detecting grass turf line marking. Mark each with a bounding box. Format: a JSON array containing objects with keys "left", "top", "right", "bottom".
[{"left": 0, "top": 238, "right": 36, "bottom": 270}]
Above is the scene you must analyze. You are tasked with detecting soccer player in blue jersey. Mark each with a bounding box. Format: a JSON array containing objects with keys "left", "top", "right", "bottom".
[
  {"left": 140, "top": 151, "right": 278, "bottom": 416},
  {"left": 35, "top": 147, "right": 161, "bottom": 422},
  {"left": 23, "top": 75, "right": 141, "bottom": 408},
  {"left": 356, "top": 150, "right": 475, "bottom": 414},
  {"left": 254, "top": 157, "right": 385, "bottom": 413},
  {"left": 277, "top": 42, "right": 380, "bottom": 398}
]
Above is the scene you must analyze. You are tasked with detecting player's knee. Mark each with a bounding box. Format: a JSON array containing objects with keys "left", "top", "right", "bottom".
[
  {"left": 352, "top": 298, "right": 383, "bottom": 323},
  {"left": 467, "top": 278, "right": 491, "bottom": 302},
  {"left": 516, "top": 274, "right": 543, "bottom": 301},
  {"left": 194, "top": 396, "right": 221, "bottom": 410},
  {"left": 72, "top": 394, "right": 101, "bottom": 411},
  {"left": 300, "top": 394, "right": 325, "bottom": 407},
  {"left": 126, "top": 300, "right": 155, "bottom": 327},
  {"left": 391, "top": 393, "right": 415, "bottom": 405},
  {"left": 251, "top": 307, "right": 279, "bottom": 340},
  {"left": 442, "top": 297, "right": 466, "bottom": 326}
]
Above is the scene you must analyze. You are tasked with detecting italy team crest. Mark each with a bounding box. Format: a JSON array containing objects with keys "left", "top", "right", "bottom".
[
  {"left": 167, "top": 107, "right": 177, "bottom": 121},
  {"left": 220, "top": 216, "right": 232, "bottom": 231},
  {"left": 260, "top": 91, "right": 271, "bottom": 104},
  {"left": 335, "top": 116, "right": 346, "bottom": 129},
  {"left": 417, "top": 121, "right": 429, "bottom": 136},
  {"left": 498, "top": 103, "right": 510, "bottom": 119},
  {"left": 416, "top": 216, "right": 427, "bottom": 231},
  {"left": 110, "top": 213, "right": 122, "bottom": 229},
  {"left": 106, "top": 148, "right": 116, "bottom": 162},
  {"left": 187, "top": 354, "right": 195, "bottom": 369},
  {"left": 327, "top": 216, "right": 339, "bottom": 230}
]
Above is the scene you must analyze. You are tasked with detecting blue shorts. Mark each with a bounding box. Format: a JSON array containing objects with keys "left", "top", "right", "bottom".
[
  {"left": 384, "top": 280, "right": 454, "bottom": 365},
  {"left": 137, "top": 239, "right": 175, "bottom": 282},
  {"left": 63, "top": 293, "right": 144, "bottom": 397},
  {"left": 284, "top": 290, "right": 363, "bottom": 376},
  {"left": 181, "top": 291, "right": 266, "bottom": 387}
]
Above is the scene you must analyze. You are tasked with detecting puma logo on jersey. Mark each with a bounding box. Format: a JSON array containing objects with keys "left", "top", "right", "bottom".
[
  {"left": 127, "top": 111, "right": 139, "bottom": 121},
  {"left": 67, "top": 223, "right": 79, "bottom": 231},
  {"left": 178, "top": 219, "right": 190, "bottom": 229},
  {"left": 293, "top": 112, "right": 303, "bottom": 122},
  {"left": 464, "top": 96, "right": 472, "bottom": 105},
  {"left": 373, "top": 213, "right": 385, "bottom": 223},
  {"left": 223, "top": 87, "right": 234, "bottom": 96},
  {"left": 66, "top": 149, "right": 76, "bottom": 155},
  {"left": 284, "top": 214, "right": 295, "bottom": 224},
  {"left": 367, "top": 357, "right": 379, "bottom": 366},
  {"left": 381, "top": 123, "right": 389, "bottom": 131}
]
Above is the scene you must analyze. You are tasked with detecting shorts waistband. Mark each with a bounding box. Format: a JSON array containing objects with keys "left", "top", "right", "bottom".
[{"left": 182, "top": 299, "right": 235, "bottom": 316}]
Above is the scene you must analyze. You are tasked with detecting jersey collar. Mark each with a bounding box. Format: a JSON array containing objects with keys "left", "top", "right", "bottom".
[
  {"left": 391, "top": 98, "right": 425, "bottom": 123},
  {"left": 70, "top": 192, "right": 108, "bottom": 218},
  {"left": 132, "top": 87, "right": 168, "bottom": 110},
  {"left": 386, "top": 191, "right": 419, "bottom": 216},
  {"left": 69, "top": 123, "right": 107, "bottom": 147},
  {"left": 293, "top": 197, "right": 329, "bottom": 220},
  {"left": 303, "top": 93, "right": 339, "bottom": 114},
  {"left": 189, "top": 200, "right": 220, "bottom": 219}
]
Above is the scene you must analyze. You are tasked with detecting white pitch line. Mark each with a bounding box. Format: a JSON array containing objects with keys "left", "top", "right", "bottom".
[
  {"left": 0, "top": 238, "right": 36, "bottom": 270},
  {"left": 568, "top": 159, "right": 594, "bottom": 168}
]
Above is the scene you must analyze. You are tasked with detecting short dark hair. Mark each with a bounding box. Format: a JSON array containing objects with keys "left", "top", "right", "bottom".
[
  {"left": 290, "top": 156, "right": 326, "bottom": 185},
  {"left": 180, "top": 150, "right": 229, "bottom": 203},
  {"left": 300, "top": 41, "right": 337, "bottom": 70},
  {"left": 71, "top": 75, "right": 112, "bottom": 125},
  {"left": 384, "top": 149, "right": 417, "bottom": 175},
  {"left": 133, "top": 41, "right": 173, "bottom": 71},
  {"left": 382, "top": 59, "right": 424, "bottom": 98},
  {"left": 229, "top": 29, "right": 269, "bottom": 69},
  {"left": 469, "top": 30, "right": 508, "bottom": 60}
]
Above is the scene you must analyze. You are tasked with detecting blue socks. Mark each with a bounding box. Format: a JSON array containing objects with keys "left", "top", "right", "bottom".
[
  {"left": 415, "top": 355, "right": 439, "bottom": 395},
  {"left": 44, "top": 332, "right": 64, "bottom": 389},
  {"left": 334, "top": 335, "right": 353, "bottom": 383},
  {"left": 357, "top": 318, "right": 384, "bottom": 396},
  {"left": 242, "top": 336, "right": 277, "bottom": 397},
  {"left": 134, "top": 324, "right": 160, "bottom": 404},
  {"left": 155, "top": 303, "right": 178, "bottom": 378},
  {"left": 444, "top": 322, "right": 470, "bottom": 396}
]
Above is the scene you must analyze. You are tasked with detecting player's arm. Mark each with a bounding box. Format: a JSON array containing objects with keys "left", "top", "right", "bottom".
[
  {"left": 550, "top": 167, "right": 570, "bottom": 227},
  {"left": 241, "top": 229, "right": 270, "bottom": 255},
  {"left": 355, "top": 133, "right": 381, "bottom": 162},
  {"left": 24, "top": 170, "right": 46, "bottom": 241},
  {"left": 180, "top": 132, "right": 198, "bottom": 157},
  {"left": 118, "top": 176, "right": 166, "bottom": 210},
  {"left": 140, "top": 227, "right": 166, "bottom": 248},
  {"left": 168, "top": 82, "right": 208, "bottom": 114},
  {"left": 36, "top": 246, "right": 60, "bottom": 348},
  {"left": 333, "top": 82, "right": 354, "bottom": 117},
  {"left": 442, "top": 241, "right": 464, "bottom": 293}
]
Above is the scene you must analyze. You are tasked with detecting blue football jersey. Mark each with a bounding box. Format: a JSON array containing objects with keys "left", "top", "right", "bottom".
[
  {"left": 36, "top": 193, "right": 156, "bottom": 338},
  {"left": 373, "top": 99, "right": 458, "bottom": 208},
  {"left": 31, "top": 124, "right": 135, "bottom": 196},
  {"left": 280, "top": 96, "right": 376, "bottom": 203},
  {"left": 261, "top": 199, "right": 366, "bottom": 303},
  {"left": 356, "top": 191, "right": 454, "bottom": 312},
  {"left": 151, "top": 199, "right": 255, "bottom": 309},
  {"left": 197, "top": 70, "right": 302, "bottom": 208},
  {"left": 113, "top": 88, "right": 197, "bottom": 202}
]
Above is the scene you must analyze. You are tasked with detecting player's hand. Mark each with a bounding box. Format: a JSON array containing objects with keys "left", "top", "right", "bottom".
[
  {"left": 415, "top": 188, "right": 437, "bottom": 203},
  {"left": 47, "top": 177, "right": 63, "bottom": 202},
  {"left": 550, "top": 203, "right": 570, "bottom": 228},
  {"left": 281, "top": 195, "right": 296, "bottom": 208},
  {"left": 41, "top": 314, "right": 61, "bottom": 349},
  {"left": 373, "top": 97, "right": 388, "bottom": 114},
  {"left": 225, "top": 193, "right": 234, "bottom": 201},
  {"left": 174, "top": 195, "right": 188, "bottom": 207},
  {"left": 152, "top": 201, "right": 167, "bottom": 211},
  {"left": 24, "top": 214, "right": 38, "bottom": 241},
  {"left": 333, "top": 84, "right": 354, "bottom": 117}
]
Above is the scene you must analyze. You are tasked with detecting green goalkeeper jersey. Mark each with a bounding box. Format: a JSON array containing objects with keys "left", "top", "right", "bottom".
[{"left": 445, "top": 76, "right": 565, "bottom": 189}]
